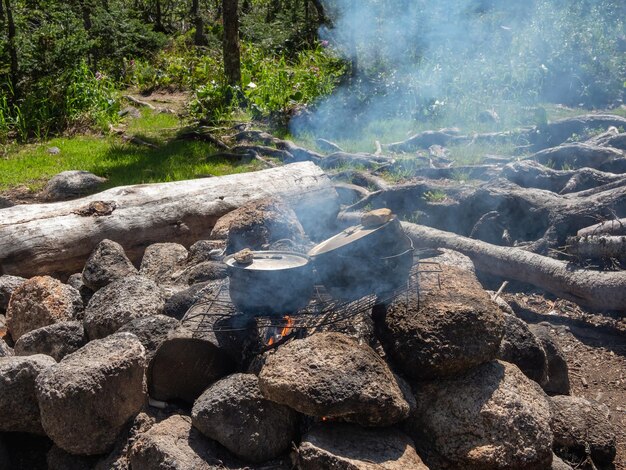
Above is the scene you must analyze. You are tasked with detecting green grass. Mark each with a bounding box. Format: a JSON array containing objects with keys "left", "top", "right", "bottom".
[{"left": 0, "top": 110, "right": 263, "bottom": 192}]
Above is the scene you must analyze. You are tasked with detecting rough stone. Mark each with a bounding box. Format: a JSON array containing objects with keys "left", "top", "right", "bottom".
[
  {"left": 163, "top": 281, "right": 221, "bottom": 320},
  {"left": 497, "top": 314, "right": 549, "bottom": 386},
  {"left": 0, "top": 275, "right": 25, "bottom": 315},
  {"left": 192, "top": 373, "right": 299, "bottom": 463},
  {"left": 173, "top": 261, "right": 227, "bottom": 285},
  {"left": 0, "top": 354, "right": 56, "bottom": 434},
  {"left": 0, "top": 196, "right": 14, "bottom": 209},
  {"left": 372, "top": 264, "right": 504, "bottom": 380},
  {"left": 36, "top": 333, "right": 147, "bottom": 455},
  {"left": 529, "top": 323, "right": 570, "bottom": 395},
  {"left": 406, "top": 360, "right": 553, "bottom": 470},
  {"left": 82, "top": 239, "right": 138, "bottom": 291},
  {"left": 139, "top": 243, "right": 188, "bottom": 285},
  {"left": 42, "top": 170, "right": 107, "bottom": 201},
  {"left": 298, "top": 423, "right": 429, "bottom": 470},
  {"left": 6, "top": 276, "right": 83, "bottom": 341},
  {"left": 47, "top": 446, "right": 100, "bottom": 470},
  {"left": 0, "top": 338, "right": 12, "bottom": 357},
  {"left": 84, "top": 275, "right": 165, "bottom": 340},
  {"left": 550, "top": 395, "right": 616, "bottom": 466},
  {"left": 0, "top": 436, "right": 8, "bottom": 470},
  {"left": 14, "top": 321, "right": 87, "bottom": 361},
  {"left": 187, "top": 239, "right": 226, "bottom": 264},
  {"left": 129, "top": 414, "right": 249, "bottom": 470},
  {"left": 67, "top": 273, "right": 94, "bottom": 306},
  {"left": 210, "top": 197, "right": 308, "bottom": 254},
  {"left": 117, "top": 315, "right": 179, "bottom": 360},
  {"left": 551, "top": 454, "right": 573, "bottom": 470},
  {"left": 259, "top": 332, "right": 410, "bottom": 426}
]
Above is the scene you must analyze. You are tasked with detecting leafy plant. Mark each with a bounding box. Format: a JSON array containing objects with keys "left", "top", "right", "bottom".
[{"left": 422, "top": 190, "right": 447, "bottom": 202}]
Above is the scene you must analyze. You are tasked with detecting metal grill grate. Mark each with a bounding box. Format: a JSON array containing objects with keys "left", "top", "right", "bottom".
[{"left": 182, "top": 256, "right": 443, "bottom": 335}]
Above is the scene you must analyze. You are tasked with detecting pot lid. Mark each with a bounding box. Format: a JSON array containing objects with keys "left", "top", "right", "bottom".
[
  {"left": 224, "top": 251, "right": 309, "bottom": 271},
  {"left": 308, "top": 217, "right": 399, "bottom": 257}
]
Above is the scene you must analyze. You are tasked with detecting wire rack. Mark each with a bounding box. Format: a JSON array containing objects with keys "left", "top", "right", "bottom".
[{"left": 181, "top": 255, "right": 443, "bottom": 337}]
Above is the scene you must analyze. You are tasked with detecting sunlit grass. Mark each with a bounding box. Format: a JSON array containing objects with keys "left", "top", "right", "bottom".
[{"left": 0, "top": 110, "right": 262, "bottom": 192}]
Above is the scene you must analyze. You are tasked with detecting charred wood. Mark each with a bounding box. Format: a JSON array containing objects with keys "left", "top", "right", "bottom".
[{"left": 577, "top": 218, "right": 626, "bottom": 237}]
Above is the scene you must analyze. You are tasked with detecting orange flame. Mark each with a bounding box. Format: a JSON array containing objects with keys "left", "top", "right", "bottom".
[{"left": 267, "top": 316, "right": 295, "bottom": 346}]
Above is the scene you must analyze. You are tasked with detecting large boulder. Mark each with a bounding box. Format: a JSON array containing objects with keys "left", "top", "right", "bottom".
[
  {"left": 83, "top": 275, "right": 165, "bottom": 340},
  {"left": 0, "top": 275, "right": 25, "bottom": 314},
  {"left": 6, "top": 276, "right": 83, "bottom": 341},
  {"left": 117, "top": 315, "right": 179, "bottom": 360},
  {"left": 41, "top": 170, "right": 107, "bottom": 201},
  {"left": 529, "top": 323, "right": 570, "bottom": 395},
  {"left": 497, "top": 314, "right": 548, "bottom": 386},
  {"left": 82, "top": 239, "right": 138, "bottom": 291},
  {"left": 298, "top": 423, "right": 429, "bottom": 470},
  {"left": 36, "top": 332, "right": 147, "bottom": 455},
  {"left": 373, "top": 264, "right": 505, "bottom": 380},
  {"left": 67, "top": 273, "right": 94, "bottom": 306},
  {"left": 14, "top": 321, "right": 87, "bottom": 361},
  {"left": 172, "top": 261, "right": 227, "bottom": 285},
  {"left": 259, "top": 332, "right": 411, "bottom": 426},
  {"left": 211, "top": 198, "right": 308, "bottom": 254},
  {"left": 129, "top": 414, "right": 253, "bottom": 470},
  {"left": 0, "top": 354, "right": 56, "bottom": 434},
  {"left": 139, "top": 243, "right": 188, "bottom": 285},
  {"left": 192, "top": 373, "right": 299, "bottom": 463},
  {"left": 187, "top": 240, "right": 226, "bottom": 264},
  {"left": 0, "top": 338, "right": 12, "bottom": 357},
  {"left": 550, "top": 395, "right": 616, "bottom": 466},
  {"left": 163, "top": 281, "right": 221, "bottom": 320},
  {"left": 406, "top": 360, "right": 553, "bottom": 469},
  {"left": 47, "top": 446, "right": 100, "bottom": 470}
]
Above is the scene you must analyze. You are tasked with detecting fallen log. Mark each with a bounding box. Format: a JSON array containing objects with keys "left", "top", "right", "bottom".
[
  {"left": 319, "top": 152, "right": 394, "bottom": 170},
  {"left": 401, "top": 222, "right": 626, "bottom": 313},
  {"left": 577, "top": 218, "right": 626, "bottom": 237},
  {"left": 528, "top": 143, "right": 625, "bottom": 171},
  {"left": 565, "top": 235, "right": 626, "bottom": 263},
  {"left": 0, "top": 162, "right": 339, "bottom": 278}
]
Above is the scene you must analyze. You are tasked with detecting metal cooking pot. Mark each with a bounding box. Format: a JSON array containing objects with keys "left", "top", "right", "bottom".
[
  {"left": 224, "top": 251, "right": 314, "bottom": 315},
  {"left": 308, "top": 217, "right": 414, "bottom": 300}
]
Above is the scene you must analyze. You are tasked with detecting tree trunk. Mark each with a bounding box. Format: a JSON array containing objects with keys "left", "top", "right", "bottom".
[
  {"left": 154, "top": 0, "right": 165, "bottom": 32},
  {"left": 0, "top": 163, "right": 338, "bottom": 278},
  {"left": 222, "top": 0, "right": 241, "bottom": 87},
  {"left": 402, "top": 223, "right": 626, "bottom": 313},
  {"left": 4, "top": 0, "right": 18, "bottom": 100},
  {"left": 191, "top": 0, "right": 206, "bottom": 45}
]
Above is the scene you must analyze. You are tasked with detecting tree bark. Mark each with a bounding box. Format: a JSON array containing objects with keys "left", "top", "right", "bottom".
[
  {"left": 0, "top": 163, "right": 338, "bottom": 278},
  {"left": 401, "top": 223, "right": 626, "bottom": 313},
  {"left": 191, "top": 0, "right": 206, "bottom": 46},
  {"left": 222, "top": 0, "right": 241, "bottom": 87},
  {"left": 4, "top": 0, "right": 18, "bottom": 100}
]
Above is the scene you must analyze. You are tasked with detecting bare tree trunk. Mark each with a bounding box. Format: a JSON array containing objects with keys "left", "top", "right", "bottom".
[
  {"left": 154, "top": 0, "right": 165, "bottom": 32},
  {"left": 191, "top": 0, "right": 206, "bottom": 45},
  {"left": 4, "top": 0, "right": 18, "bottom": 100},
  {"left": 222, "top": 0, "right": 241, "bottom": 87}
]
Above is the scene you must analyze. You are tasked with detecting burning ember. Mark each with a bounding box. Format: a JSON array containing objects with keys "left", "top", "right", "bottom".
[{"left": 267, "top": 316, "right": 295, "bottom": 346}]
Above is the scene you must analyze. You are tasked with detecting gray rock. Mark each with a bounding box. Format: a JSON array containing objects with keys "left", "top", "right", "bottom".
[
  {"left": 14, "top": 321, "right": 87, "bottom": 361},
  {"left": 529, "top": 323, "right": 570, "bottom": 395},
  {"left": 373, "top": 263, "right": 504, "bottom": 380},
  {"left": 173, "top": 261, "right": 227, "bottom": 285},
  {"left": 42, "top": 170, "right": 107, "bottom": 201},
  {"left": 187, "top": 240, "right": 226, "bottom": 264},
  {"left": 550, "top": 395, "right": 616, "bottom": 466},
  {"left": 140, "top": 243, "right": 188, "bottom": 285},
  {"left": 0, "top": 354, "right": 57, "bottom": 434},
  {"left": 0, "top": 338, "right": 12, "bottom": 357},
  {"left": 0, "top": 275, "right": 25, "bottom": 314},
  {"left": 67, "top": 273, "right": 94, "bottom": 306},
  {"left": 497, "top": 314, "right": 549, "bottom": 386},
  {"left": 82, "top": 239, "right": 138, "bottom": 291},
  {"left": 211, "top": 197, "right": 308, "bottom": 254},
  {"left": 192, "top": 373, "right": 299, "bottom": 463},
  {"left": 259, "top": 332, "right": 410, "bottom": 426},
  {"left": 36, "top": 332, "right": 147, "bottom": 455},
  {"left": 163, "top": 281, "right": 221, "bottom": 320},
  {"left": 0, "top": 196, "right": 14, "bottom": 209},
  {"left": 406, "top": 360, "right": 553, "bottom": 469},
  {"left": 129, "top": 414, "right": 248, "bottom": 470},
  {"left": 117, "top": 315, "right": 179, "bottom": 360},
  {"left": 118, "top": 106, "right": 141, "bottom": 119},
  {"left": 47, "top": 146, "right": 61, "bottom": 155},
  {"left": 298, "top": 423, "right": 429, "bottom": 470},
  {"left": 84, "top": 275, "right": 165, "bottom": 340},
  {"left": 551, "top": 454, "right": 573, "bottom": 470},
  {"left": 6, "top": 276, "right": 83, "bottom": 341}
]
